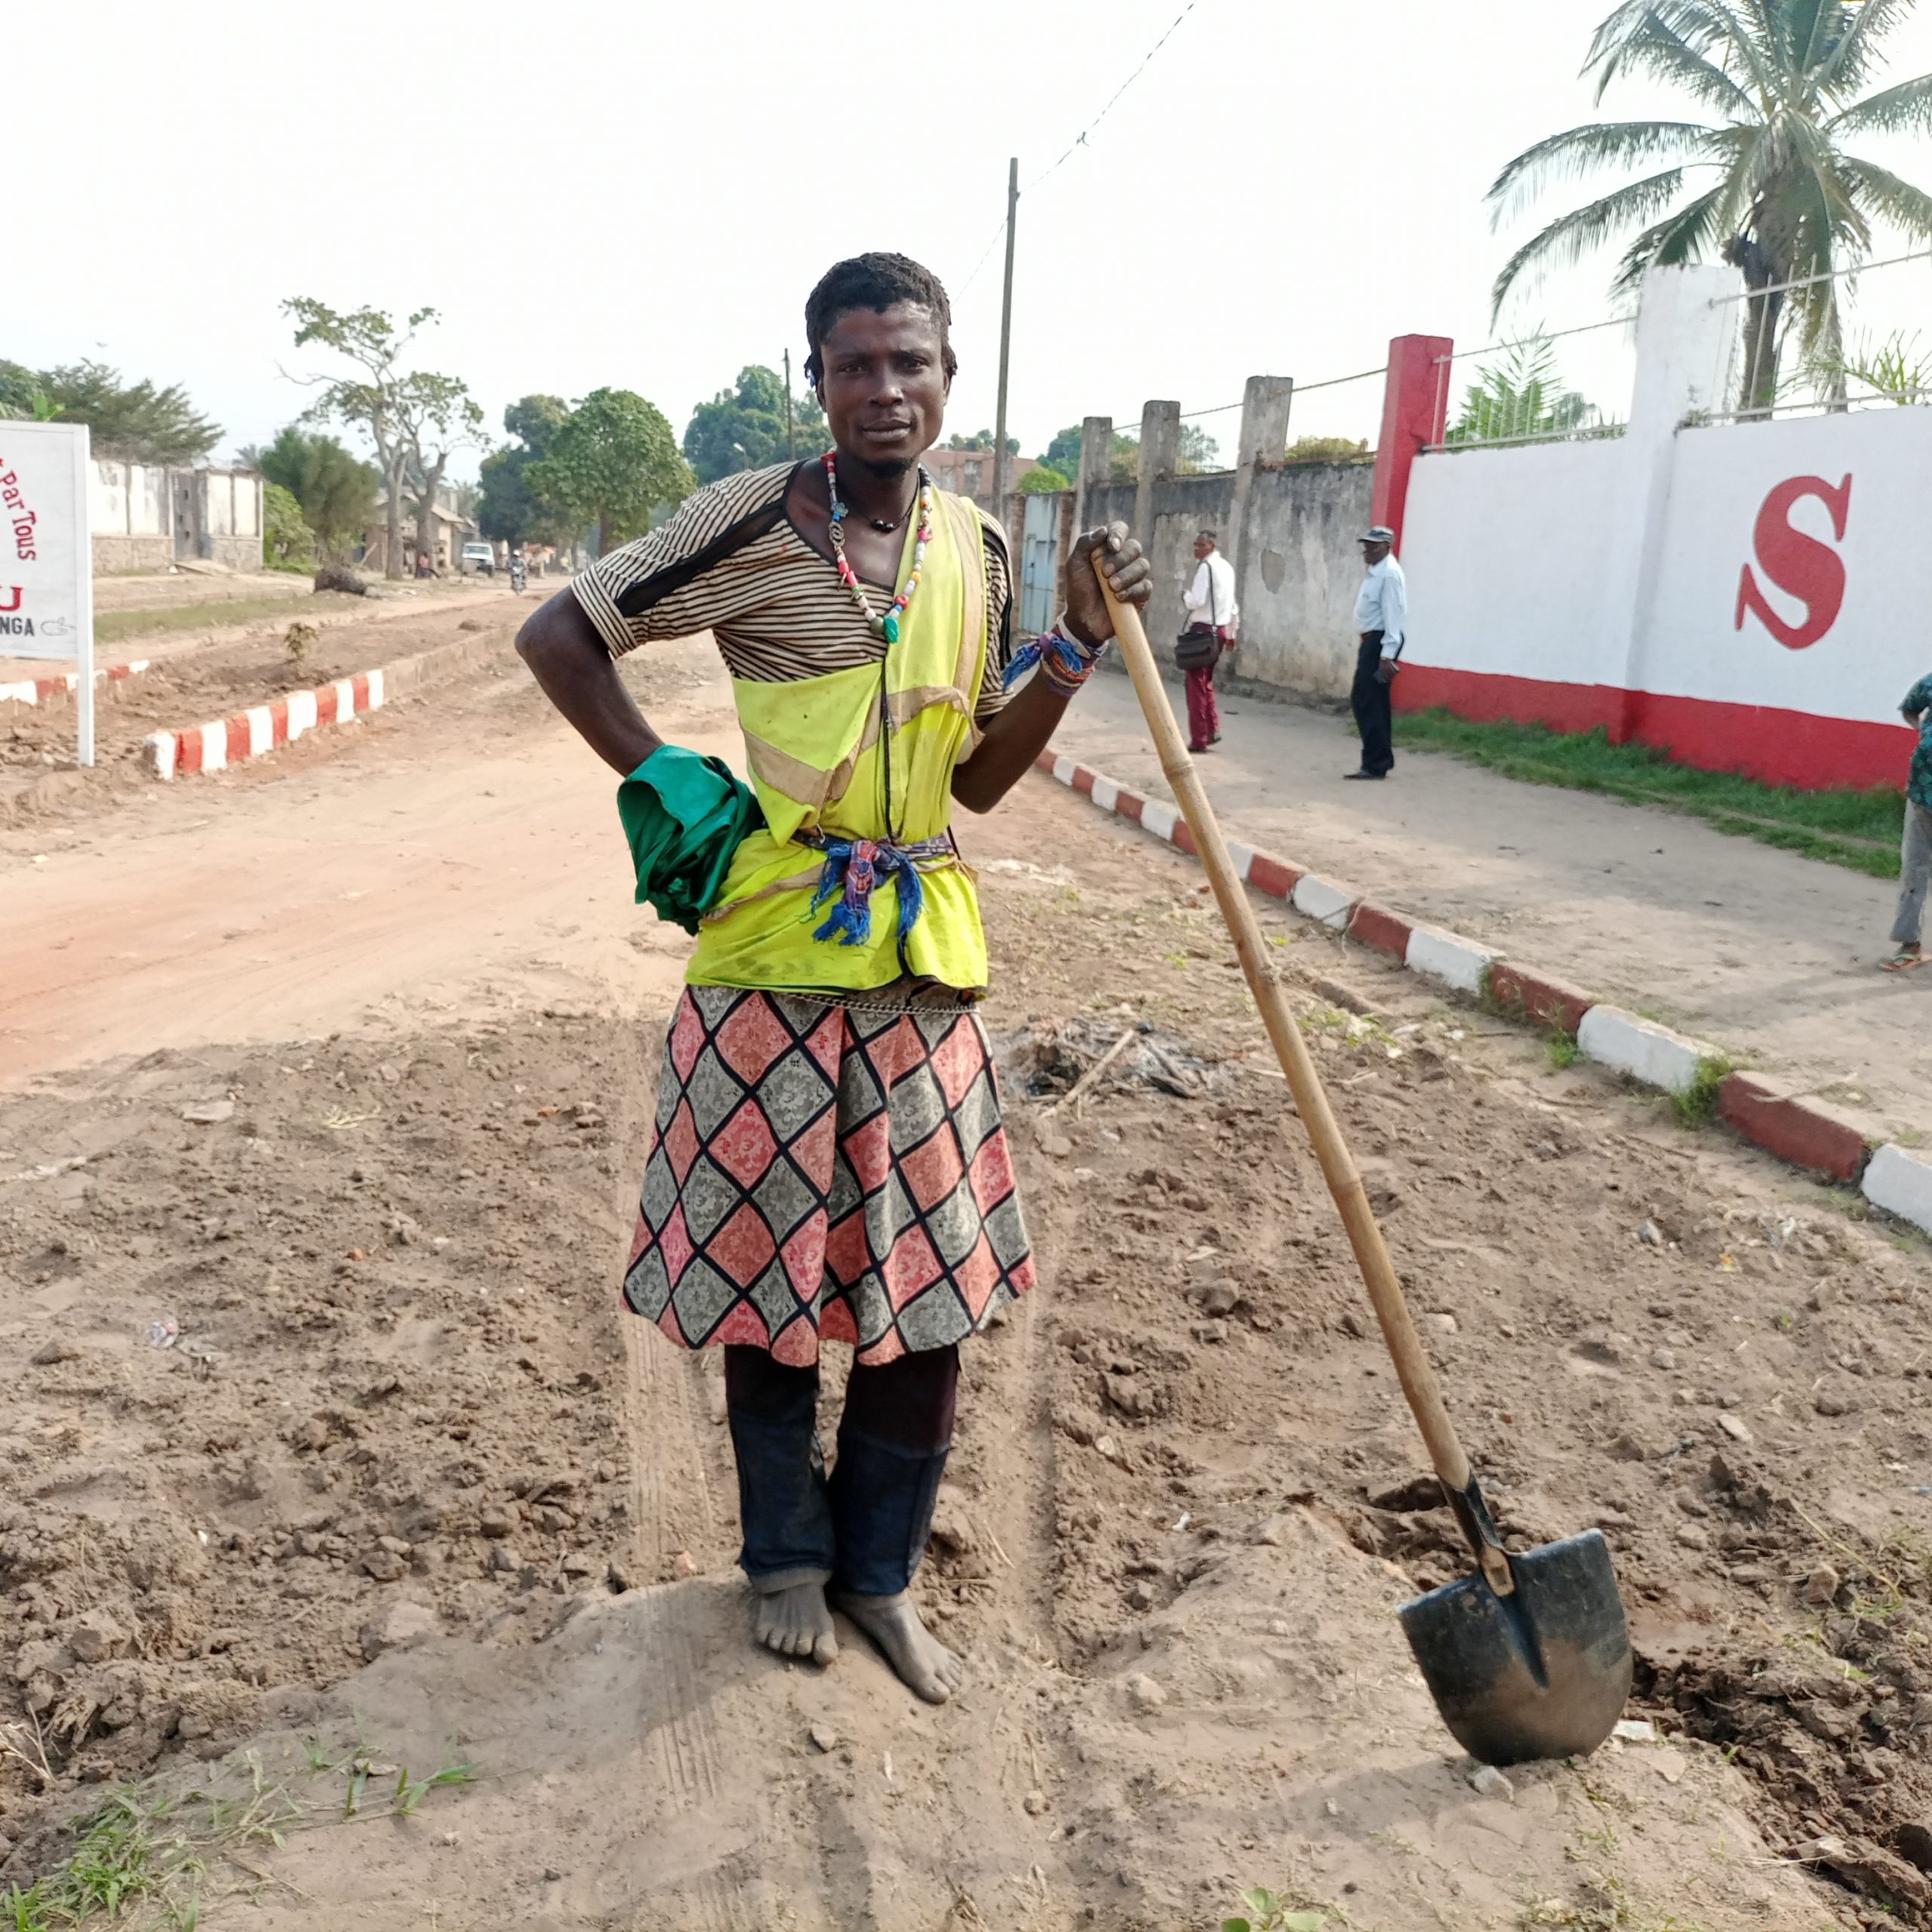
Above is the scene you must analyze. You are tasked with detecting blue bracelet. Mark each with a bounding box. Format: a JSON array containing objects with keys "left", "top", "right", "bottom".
[{"left": 1004, "top": 620, "right": 1106, "bottom": 694}]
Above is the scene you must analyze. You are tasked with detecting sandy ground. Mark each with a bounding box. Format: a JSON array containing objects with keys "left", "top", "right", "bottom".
[
  {"left": 2, "top": 572, "right": 519, "bottom": 686},
  {"left": 0, "top": 641, "right": 1928, "bottom": 1930},
  {"left": 1054, "top": 670, "right": 1930, "bottom": 1146}
]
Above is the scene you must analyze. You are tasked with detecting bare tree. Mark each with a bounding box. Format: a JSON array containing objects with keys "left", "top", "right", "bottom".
[{"left": 282, "top": 301, "right": 478, "bottom": 577}]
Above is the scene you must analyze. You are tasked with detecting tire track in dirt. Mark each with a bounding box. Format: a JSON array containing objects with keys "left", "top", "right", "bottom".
[{"left": 610, "top": 1018, "right": 757, "bottom": 1932}]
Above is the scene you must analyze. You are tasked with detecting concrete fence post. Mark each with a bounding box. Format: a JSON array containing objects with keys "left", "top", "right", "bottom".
[
  {"left": 1074, "top": 415, "right": 1112, "bottom": 545},
  {"left": 1230, "top": 374, "right": 1293, "bottom": 595},
  {"left": 1134, "top": 401, "right": 1180, "bottom": 549}
]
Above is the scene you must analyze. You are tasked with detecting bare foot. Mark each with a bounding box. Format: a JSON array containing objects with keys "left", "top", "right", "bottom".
[
  {"left": 833, "top": 1590, "right": 964, "bottom": 1704},
  {"left": 754, "top": 1582, "right": 838, "bottom": 1665}
]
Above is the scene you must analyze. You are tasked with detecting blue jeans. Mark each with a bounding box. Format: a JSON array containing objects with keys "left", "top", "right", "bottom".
[{"left": 723, "top": 1344, "right": 958, "bottom": 1597}]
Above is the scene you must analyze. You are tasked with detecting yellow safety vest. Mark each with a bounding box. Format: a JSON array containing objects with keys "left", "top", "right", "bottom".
[{"left": 689, "top": 488, "right": 990, "bottom": 993}]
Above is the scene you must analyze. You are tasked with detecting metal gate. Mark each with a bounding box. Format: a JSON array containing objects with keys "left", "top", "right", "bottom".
[{"left": 1019, "top": 491, "right": 1059, "bottom": 636}]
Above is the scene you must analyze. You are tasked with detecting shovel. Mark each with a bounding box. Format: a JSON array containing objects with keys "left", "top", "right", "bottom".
[{"left": 1084, "top": 561, "right": 1631, "bottom": 1767}]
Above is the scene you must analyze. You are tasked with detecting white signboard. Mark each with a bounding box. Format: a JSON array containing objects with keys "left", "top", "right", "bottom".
[{"left": 1, "top": 421, "right": 95, "bottom": 764}]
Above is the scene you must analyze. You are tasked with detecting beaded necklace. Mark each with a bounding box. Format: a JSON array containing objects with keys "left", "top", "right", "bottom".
[{"left": 823, "top": 451, "right": 933, "bottom": 645}]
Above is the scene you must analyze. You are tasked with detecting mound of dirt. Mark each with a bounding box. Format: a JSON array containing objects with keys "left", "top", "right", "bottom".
[{"left": 2, "top": 634, "right": 1927, "bottom": 1927}]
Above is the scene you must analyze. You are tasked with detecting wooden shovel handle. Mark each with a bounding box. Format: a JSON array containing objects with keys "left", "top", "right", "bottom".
[{"left": 1084, "top": 562, "right": 1511, "bottom": 1595}]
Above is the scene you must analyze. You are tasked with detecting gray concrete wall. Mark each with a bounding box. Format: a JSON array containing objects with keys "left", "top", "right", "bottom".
[
  {"left": 1031, "top": 465, "right": 1367, "bottom": 700},
  {"left": 1230, "top": 462, "right": 1373, "bottom": 698},
  {"left": 93, "top": 534, "right": 174, "bottom": 574}
]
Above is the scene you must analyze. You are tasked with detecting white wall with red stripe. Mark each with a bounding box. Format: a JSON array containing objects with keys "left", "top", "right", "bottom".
[{"left": 1384, "top": 263, "right": 1924, "bottom": 792}]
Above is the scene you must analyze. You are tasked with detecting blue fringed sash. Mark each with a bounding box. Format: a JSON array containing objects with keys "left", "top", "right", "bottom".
[{"left": 804, "top": 831, "right": 955, "bottom": 948}]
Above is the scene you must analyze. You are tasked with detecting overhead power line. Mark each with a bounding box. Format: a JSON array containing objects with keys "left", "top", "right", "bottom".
[{"left": 958, "top": 0, "right": 1206, "bottom": 297}]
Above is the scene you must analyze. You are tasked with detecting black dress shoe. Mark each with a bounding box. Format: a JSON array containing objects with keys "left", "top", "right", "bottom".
[{"left": 1343, "top": 769, "right": 1386, "bottom": 780}]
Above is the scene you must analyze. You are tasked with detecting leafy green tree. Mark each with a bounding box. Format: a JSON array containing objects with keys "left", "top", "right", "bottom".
[
  {"left": 1819, "top": 326, "right": 1932, "bottom": 401},
  {"left": 1018, "top": 463, "right": 1069, "bottom": 493},
  {"left": 282, "top": 299, "right": 480, "bottom": 577},
  {"left": 1284, "top": 435, "right": 1372, "bottom": 464},
  {"left": 1177, "top": 423, "right": 1221, "bottom": 473},
  {"left": 683, "top": 365, "right": 828, "bottom": 483},
  {"left": 261, "top": 481, "right": 318, "bottom": 571},
  {"left": 254, "top": 426, "right": 380, "bottom": 561},
  {"left": 531, "top": 389, "right": 695, "bottom": 553},
  {"left": 1443, "top": 338, "right": 1601, "bottom": 444},
  {"left": 0, "top": 358, "right": 219, "bottom": 463},
  {"left": 1041, "top": 425, "right": 1084, "bottom": 473},
  {"left": 944, "top": 429, "right": 1020, "bottom": 452},
  {"left": 1487, "top": 0, "right": 1932, "bottom": 411},
  {"left": 478, "top": 395, "right": 574, "bottom": 548}
]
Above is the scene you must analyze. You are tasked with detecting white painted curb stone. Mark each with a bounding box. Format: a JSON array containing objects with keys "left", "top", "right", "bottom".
[
  {"left": 1862, "top": 1143, "right": 1932, "bottom": 1236},
  {"left": 1405, "top": 924, "right": 1497, "bottom": 997},
  {"left": 1577, "top": 1005, "right": 1712, "bottom": 1097},
  {"left": 1291, "top": 874, "right": 1355, "bottom": 928},
  {"left": 1139, "top": 798, "right": 1179, "bottom": 842}
]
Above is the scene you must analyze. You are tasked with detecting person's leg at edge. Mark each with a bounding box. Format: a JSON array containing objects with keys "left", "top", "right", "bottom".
[
  {"left": 828, "top": 1343, "right": 963, "bottom": 1703},
  {"left": 1204, "top": 656, "right": 1222, "bottom": 744},
  {"left": 1186, "top": 664, "right": 1213, "bottom": 751},
  {"left": 723, "top": 1345, "right": 839, "bottom": 1664},
  {"left": 1887, "top": 799, "right": 1932, "bottom": 967}
]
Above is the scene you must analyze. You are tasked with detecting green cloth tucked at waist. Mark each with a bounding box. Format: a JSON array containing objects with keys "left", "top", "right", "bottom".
[{"left": 617, "top": 745, "right": 764, "bottom": 934}]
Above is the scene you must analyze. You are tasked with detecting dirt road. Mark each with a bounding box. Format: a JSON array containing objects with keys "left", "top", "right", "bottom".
[
  {"left": 1055, "top": 671, "right": 1930, "bottom": 1143},
  {"left": 1, "top": 638, "right": 1927, "bottom": 1931}
]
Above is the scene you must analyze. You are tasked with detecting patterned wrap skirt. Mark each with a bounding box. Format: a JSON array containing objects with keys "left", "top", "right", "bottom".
[{"left": 623, "top": 985, "right": 1035, "bottom": 1364}]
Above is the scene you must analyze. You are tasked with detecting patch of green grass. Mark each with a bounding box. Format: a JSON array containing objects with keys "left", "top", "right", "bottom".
[
  {"left": 1546, "top": 1029, "right": 1580, "bottom": 1070},
  {"left": 0, "top": 1740, "right": 478, "bottom": 1928},
  {"left": 1672, "top": 1054, "right": 1733, "bottom": 1128},
  {"left": 1399, "top": 709, "right": 1904, "bottom": 880},
  {"left": 94, "top": 593, "right": 366, "bottom": 648}
]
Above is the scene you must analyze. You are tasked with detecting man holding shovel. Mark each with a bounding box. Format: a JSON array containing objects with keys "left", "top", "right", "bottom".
[{"left": 515, "top": 251, "right": 1151, "bottom": 1705}]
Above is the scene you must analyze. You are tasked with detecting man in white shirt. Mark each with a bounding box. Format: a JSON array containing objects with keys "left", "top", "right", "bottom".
[
  {"left": 1348, "top": 525, "right": 1407, "bottom": 780},
  {"left": 1180, "top": 529, "right": 1238, "bottom": 752}
]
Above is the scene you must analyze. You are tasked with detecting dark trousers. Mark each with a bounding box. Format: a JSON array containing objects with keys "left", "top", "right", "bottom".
[
  {"left": 1351, "top": 631, "right": 1395, "bottom": 775},
  {"left": 722, "top": 1343, "right": 958, "bottom": 1597}
]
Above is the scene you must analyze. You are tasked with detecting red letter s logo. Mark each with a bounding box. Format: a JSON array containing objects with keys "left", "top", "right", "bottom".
[{"left": 1734, "top": 474, "right": 1851, "bottom": 651}]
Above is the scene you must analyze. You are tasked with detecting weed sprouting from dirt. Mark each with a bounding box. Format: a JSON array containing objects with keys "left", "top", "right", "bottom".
[
  {"left": 0, "top": 1740, "right": 479, "bottom": 1929},
  {"left": 1546, "top": 1029, "right": 1580, "bottom": 1070},
  {"left": 1223, "top": 1888, "right": 1330, "bottom": 1931},
  {"left": 1671, "top": 1056, "right": 1732, "bottom": 1128},
  {"left": 283, "top": 620, "right": 318, "bottom": 673}
]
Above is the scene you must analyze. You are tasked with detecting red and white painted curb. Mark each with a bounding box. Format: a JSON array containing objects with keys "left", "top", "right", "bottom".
[
  {"left": 0, "top": 659, "right": 150, "bottom": 706},
  {"left": 145, "top": 671, "right": 384, "bottom": 779},
  {"left": 1036, "top": 746, "right": 1932, "bottom": 1238}
]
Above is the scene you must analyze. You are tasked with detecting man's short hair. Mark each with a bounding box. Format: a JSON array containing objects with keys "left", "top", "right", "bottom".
[
  {"left": 804, "top": 253, "right": 958, "bottom": 386},
  {"left": 1197, "top": 528, "right": 1218, "bottom": 542}
]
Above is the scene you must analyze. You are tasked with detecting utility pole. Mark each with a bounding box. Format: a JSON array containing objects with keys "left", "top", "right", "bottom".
[
  {"left": 783, "top": 347, "right": 796, "bottom": 458},
  {"left": 992, "top": 156, "right": 1019, "bottom": 509}
]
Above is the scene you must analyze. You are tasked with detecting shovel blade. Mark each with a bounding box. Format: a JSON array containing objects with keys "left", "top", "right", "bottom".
[{"left": 1398, "top": 1529, "right": 1631, "bottom": 1767}]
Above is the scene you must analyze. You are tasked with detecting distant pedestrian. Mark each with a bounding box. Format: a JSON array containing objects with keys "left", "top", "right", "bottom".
[
  {"left": 1179, "top": 528, "right": 1237, "bottom": 753},
  {"left": 1881, "top": 671, "right": 1932, "bottom": 971},
  {"left": 1347, "top": 525, "right": 1406, "bottom": 780}
]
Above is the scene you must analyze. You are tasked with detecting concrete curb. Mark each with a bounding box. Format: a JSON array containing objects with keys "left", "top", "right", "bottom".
[
  {"left": 143, "top": 632, "right": 506, "bottom": 781},
  {"left": 1, "top": 659, "right": 150, "bottom": 706},
  {"left": 1033, "top": 745, "right": 1930, "bottom": 1238},
  {"left": 1575, "top": 1004, "right": 1716, "bottom": 1099},
  {"left": 1863, "top": 1143, "right": 1932, "bottom": 1227}
]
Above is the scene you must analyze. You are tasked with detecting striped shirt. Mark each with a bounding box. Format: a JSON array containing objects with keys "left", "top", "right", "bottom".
[{"left": 571, "top": 460, "right": 1015, "bottom": 721}]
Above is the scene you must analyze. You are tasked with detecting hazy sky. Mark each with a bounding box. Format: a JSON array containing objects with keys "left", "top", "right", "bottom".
[{"left": 17, "top": 0, "right": 1932, "bottom": 474}]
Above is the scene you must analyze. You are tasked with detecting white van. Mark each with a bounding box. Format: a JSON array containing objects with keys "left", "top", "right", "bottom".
[{"left": 460, "top": 542, "right": 497, "bottom": 577}]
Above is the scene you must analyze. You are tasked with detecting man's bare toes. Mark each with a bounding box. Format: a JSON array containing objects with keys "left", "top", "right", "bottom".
[{"left": 811, "top": 1629, "right": 839, "bottom": 1666}]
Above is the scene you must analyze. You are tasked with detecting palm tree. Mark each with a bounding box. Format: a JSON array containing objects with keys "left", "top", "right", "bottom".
[{"left": 1487, "top": 1, "right": 1932, "bottom": 412}]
